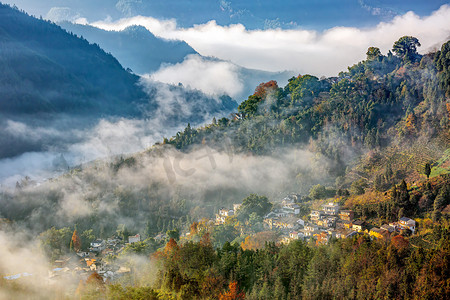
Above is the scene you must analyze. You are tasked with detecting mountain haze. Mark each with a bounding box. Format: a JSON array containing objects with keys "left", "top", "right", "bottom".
[
  {"left": 1, "top": 2, "right": 450, "bottom": 300},
  {"left": 0, "top": 3, "right": 237, "bottom": 164},
  {"left": 0, "top": 3, "right": 148, "bottom": 116},
  {"left": 59, "top": 22, "right": 197, "bottom": 74}
]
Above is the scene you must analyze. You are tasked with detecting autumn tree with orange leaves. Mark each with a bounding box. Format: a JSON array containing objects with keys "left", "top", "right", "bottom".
[
  {"left": 71, "top": 229, "right": 81, "bottom": 252},
  {"left": 241, "top": 231, "right": 278, "bottom": 250},
  {"left": 253, "top": 80, "right": 278, "bottom": 99},
  {"left": 219, "top": 281, "right": 245, "bottom": 300},
  {"left": 164, "top": 238, "right": 179, "bottom": 255},
  {"left": 238, "top": 81, "right": 279, "bottom": 117}
]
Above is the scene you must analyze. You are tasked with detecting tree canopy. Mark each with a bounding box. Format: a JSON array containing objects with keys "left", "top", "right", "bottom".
[
  {"left": 392, "top": 36, "right": 421, "bottom": 62},
  {"left": 236, "top": 194, "right": 272, "bottom": 220},
  {"left": 366, "top": 46, "right": 382, "bottom": 60}
]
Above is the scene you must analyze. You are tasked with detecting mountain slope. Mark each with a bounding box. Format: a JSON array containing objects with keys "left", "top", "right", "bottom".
[
  {"left": 58, "top": 22, "right": 294, "bottom": 101},
  {"left": 0, "top": 3, "right": 149, "bottom": 116},
  {"left": 59, "top": 22, "right": 198, "bottom": 74},
  {"left": 0, "top": 3, "right": 238, "bottom": 162}
]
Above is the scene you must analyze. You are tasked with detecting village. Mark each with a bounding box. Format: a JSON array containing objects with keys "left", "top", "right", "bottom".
[
  {"left": 2, "top": 193, "right": 418, "bottom": 286},
  {"left": 214, "top": 193, "right": 417, "bottom": 245},
  {"left": 47, "top": 234, "right": 144, "bottom": 284}
]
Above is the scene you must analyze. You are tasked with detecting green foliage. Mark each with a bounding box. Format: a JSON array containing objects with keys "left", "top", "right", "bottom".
[
  {"left": 286, "top": 75, "right": 328, "bottom": 107},
  {"left": 434, "top": 40, "right": 450, "bottom": 97},
  {"left": 107, "top": 285, "right": 160, "bottom": 300},
  {"left": 350, "top": 179, "right": 367, "bottom": 195},
  {"left": 121, "top": 238, "right": 160, "bottom": 256},
  {"left": 238, "top": 95, "right": 262, "bottom": 117},
  {"left": 212, "top": 224, "right": 239, "bottom": 248},
  {"left": 153, "top": 221, "right": 450, "bottom": 299},
  {"left": 309, "top": 184, "right": 335, "bottom": 199},
  {"left": 429, "top": 149, "right": 450, "bottom": 178},
  {"left": 38, "top": 227, "right": 73, "bottom": 260},
  {"left": 366, "top": 47, "right": 382, "bottom": 60},
  {"left": 81, "top": 229, "right": 96, "bottom": 250},
  {"left": 236, "top": 194, "right": 272, "bottom": 220},
  {"left": 116, "top": 224, "right": 131, "bottom": 241},
  {"left": 392, "top": 36, "right": 421, "bottom": 63},
  {"left": 166, "top": 228, "right": 180, "bottom": 241}
]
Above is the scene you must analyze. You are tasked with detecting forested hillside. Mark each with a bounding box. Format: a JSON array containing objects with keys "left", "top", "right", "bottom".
[
  {"left": 0, "top": 3, "right": 238, "bottom": 160},
  {"left": 166, "top": 37, "right": 450, "bottom": 188},
  {"left": 0, "top": 3, "right": 147, "bottom": 115},
  {"left": 1, "top": 35, "right": 450, "bottom": 299}
]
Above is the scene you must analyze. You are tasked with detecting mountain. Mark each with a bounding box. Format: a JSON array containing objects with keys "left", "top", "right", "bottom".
[
  {"left": 59, "top": 22, "right": 197, "bottom": 74},
  {"left": 1, "top": 35, "right": 449, "bottom": 299},
  {"left": 0, "top": 3, "right": 237, "bottom": 160},
  {"left": 166, "top": 38, "right": 450, "bottom": 186},
  {"left": 0, "top": 3, "right": 150, "bottom": 116},
  {"left": 58, "top": 22, "right": 293, "bottom": 100},
  {"left": 4, "top": 37, "right": 449, "bottom": 234}
]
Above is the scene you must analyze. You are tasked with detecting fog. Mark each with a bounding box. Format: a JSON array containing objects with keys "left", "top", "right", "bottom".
[
  {"left": 0, "top": 142, "right": 333, "bottom": 234},
  {"left": 148, "top": 54, "right": 293, "bottom": 100},
  {"left": 0, "top": 133, "right": 333, "bottom": 297},
  {"left": 0, "top": 79, "right": 237, "bottom": 187}
]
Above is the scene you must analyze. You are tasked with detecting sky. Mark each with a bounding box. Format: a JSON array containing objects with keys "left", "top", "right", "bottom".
[
  {"left": 3, "top": 0, "right": 449, "bottom": 30},
  {"left": 4, "top": 0, "right": 449, "bottom": 77}
]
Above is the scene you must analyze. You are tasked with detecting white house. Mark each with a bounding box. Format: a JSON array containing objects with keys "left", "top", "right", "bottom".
[
  {"left": 310, "top": 210, "right": 324, "bottom": 221},
  {"left": 216, "top": 208, "right": 235, "bottom": 225},
  {"left": 399, "top": 217, "right": 416, "bottom": 234},
  {"left": 128, "top": 234, "right": 141, "bottom": 244},
  {"left": 233, "top": 204, "right": 242, "bottom": 212},
  {"left": 284, "top": 203, "right": 301, "bottom": 215},
  {"left": 289, "top": 231, "right": 299, "bottom": 239},
  {"left": 303, "top": 223, "right": 319, "bottom": 237},
  {"left": 219, "top": 208, "right": 234, "bottom": 217},
  {"left": 90, "top": 240, "right": 106, "bottom": 252},
  {"left": 322, "top": 202, "right": 339, "bottom": 215}
]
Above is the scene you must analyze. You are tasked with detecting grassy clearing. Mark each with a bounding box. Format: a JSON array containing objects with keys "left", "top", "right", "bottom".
[{"left": 430, "top": 148, "right": 450, "bottom": 178}]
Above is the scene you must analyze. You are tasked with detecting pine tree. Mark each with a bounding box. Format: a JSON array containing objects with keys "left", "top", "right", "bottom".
[{"left": 424, "top": 163, "right": 432, "bottom": 179}]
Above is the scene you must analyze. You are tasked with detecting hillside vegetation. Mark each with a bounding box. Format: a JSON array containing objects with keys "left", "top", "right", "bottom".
[{"left": 1, "top": 33, "right": 450, "bottom": 299}]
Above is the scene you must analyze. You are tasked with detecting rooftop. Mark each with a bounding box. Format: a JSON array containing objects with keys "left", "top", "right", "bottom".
[{"left": 352, "top": 220, "right": 365, "bottom": 226}]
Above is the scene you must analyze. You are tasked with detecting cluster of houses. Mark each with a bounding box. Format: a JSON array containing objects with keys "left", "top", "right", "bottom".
[
  {"left": 2, "top": 232, "right": 144, "bottom": 284},
  {"left": 286, "top": 201, "right": 416, "bottom": 244},
  {"left": 214, "top": 195, "right": 305, "bottom": 235},
  {"left": 263, "top": 195, "right": 303, "bottom": 230},
  {"left": 215, "top": 204, "right": 242, "bottom": 225},
  {"left": 215, "top": 193, "right": 419, "bottom": 247},
  {"left": 49, "top": 233, "right": 142, "bottom": 283},
  {"left": 369, "top": 217, "right": 416, "bottom": 239},
  {"left": 48, "top": 255, "right": 131, "bottom": 284}
]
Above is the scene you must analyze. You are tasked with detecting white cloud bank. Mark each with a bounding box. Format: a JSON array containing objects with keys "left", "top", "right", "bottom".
[
  {"left": 148, "top": 54, "right": 244, "bottom": 98},
  {"left": 90, "top": 4, "right": 450, "bottom": 76}
]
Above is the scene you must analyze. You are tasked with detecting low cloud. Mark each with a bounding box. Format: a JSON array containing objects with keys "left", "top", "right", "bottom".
[
  {"left": 0, "top": 118, "right": 178, "bottom": 186},
  {"left": 46, "top": 7, "right": 81, "bottom": 23},
  {"left": 0, "top": 230, "right": 76, "bottom": 299},
  {"left": 90, "top": 4, "right": 450, "bottom": 76},
  {"left": 0, "top": 81, "right": 234, "bottom": 186},
  {"left": 149, "top": 54, "right": 244, "bottom": 98}
]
